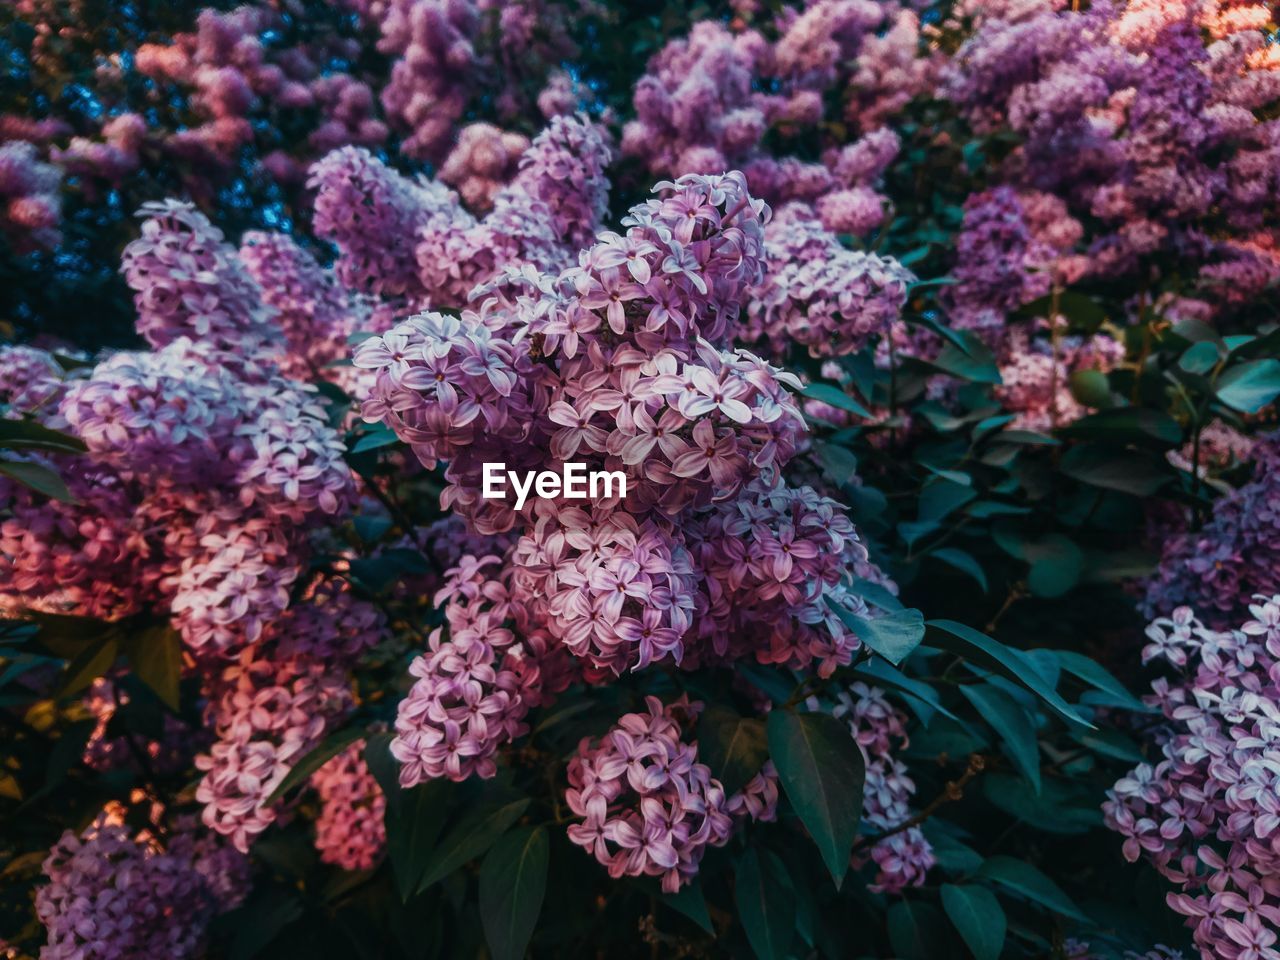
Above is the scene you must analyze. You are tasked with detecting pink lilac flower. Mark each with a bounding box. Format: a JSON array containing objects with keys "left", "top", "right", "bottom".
[
  {"left": 35, "top": 810, "right": 244, "bottom": 960},
  {"left": 1105, "top": 597, "right": 1280, "bottom": 960},
  {"left": 565, "top": 696, "right": 734, "bottom": 892},
  {"left": 311, "top": 739, "right": 387, "bottom": 870}
]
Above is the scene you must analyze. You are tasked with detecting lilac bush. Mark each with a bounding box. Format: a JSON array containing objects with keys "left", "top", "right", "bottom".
[{"left": 3, "top": 1, "right": 1280, "bottom": 959}]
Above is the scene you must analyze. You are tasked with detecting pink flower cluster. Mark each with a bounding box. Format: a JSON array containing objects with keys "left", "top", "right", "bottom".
[
  {"left": 1145, "top": 433, "right": 1280, "bottom": 623},
  {"left": 35, "top": 809, "right": 247, "bottom": 960},
  {"left": 1104, "top": 597, "right": 1280, "bottom": 960},
  {"left": 311, "top": 740, "right": 387, "bottom": 871},
  {"left": 368, "top": 0, "right": 581, "bottom": 162},
  {"left": 0, "top": 139, "right": 61, "bottom": 252},
  {"left": 832, "top": 682, "right": 935, "bottom": 894},
  {"left": 565, "top": 696, "right": 737, "bottom": 893},
  {"left": 392, "top": 553, "right": 568, "bottom": 785},
  {"left": 944, "top": 1, "right": 1280, "bottom": 313},
  {"left": 745, "top": 204, "right": 913, "bottom": 358},
  {"left": 357, "top": 171, "right": 885, "bottom": 696},
  {"left": 310, "top": 115, "right": 611, "bottom": 308},
  {"left": 621, "top": 9, "right": 933, "bottom": 233}
]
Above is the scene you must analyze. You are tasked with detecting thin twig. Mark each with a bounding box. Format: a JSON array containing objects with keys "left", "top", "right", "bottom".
[{"left": 853, "top": 753, "right": 986, "bottom": 850}]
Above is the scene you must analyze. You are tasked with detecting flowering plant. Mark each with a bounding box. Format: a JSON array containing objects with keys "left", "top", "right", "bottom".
[{"left": 2, "top": 2, "right": 1280, "bottom": 960}]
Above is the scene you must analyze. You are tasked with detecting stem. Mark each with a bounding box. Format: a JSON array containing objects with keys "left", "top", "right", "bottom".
[{"left": 853, "top": 753, "right": 987, "bottom": 850}]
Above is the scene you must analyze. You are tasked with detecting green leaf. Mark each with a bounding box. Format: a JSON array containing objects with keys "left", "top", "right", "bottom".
[
  {"left": 941, "top": 884, "right": 1006, "bottom": 960},
  {"left": 660, "top": 880, "right": 713, "bottom": 934},
  {"left": 0, "top": 460, "right": 78, "bottom": 503},
  {"left": 1179, "top": 340, "right": 1221, "bottom": 375},
  {"left": 923, "top": 824, "right": 984, "bottom": 874},
  {"left": 1060, "top": 445, "right": 1172, "bottom": 496},
  {"left": 350, "top": 426, "right": 401, "bottom": 454},
  {"left": 121, "top": 623, "right": 182, "bottom": 711},
  {"left": 696, "top": 707, "right": 769, "bottom": 796},
  {"left": 227, "top": 888, "right": 304, "bottom": 960},
  {"left": 0, "top": 419, "right": 87, "bottom": 453},
  {"left": 1070, "top": 727, "right": 1145, "bottom": 763},
  {"left": 814, "top": 440, "right": 859, "bottom": 486},
  {"left": 888, "top": 900, "right": 951, "bottom": 960},
  {"left": 58, "top": 636, "right": 118, "bottom": 699},
  {"left": 266, "top": 727, "right": 366, "bottom": 804},
  {"left": 927, "top": 621, "right": 1090, "bottom": 728},
  {"left": 917, "top": 480, "right": 977, "bottom": 524},
  {"left": 736, "top": 848, "right": 794, "bottom": 960},
  {"left": 1216, "top": 358, "right": 1280, "bottom": 413},
  {"left": 1053, "top": 650, "right": 1145, "bottom": 712},
  {"left": 1016, "top": 291, "right": 1106, "bottom": 331},
  {"left": 958, "top": 684, "right": 1041, "bottom": 793},
  {"left": 387, "top": 778, "right": 451, "bottom": 901},
  {"left": 977, "top": 855, "right": 1088, "bottom": 921},
  {"left": 928, "top": 340, "right": 1001, "bottom": 384},
  {"left": 479, "top": 827, "right": 549, "bottom": 960},
  {"left": 1069, "top": 369, "right": 1114, "bottom": 409},
  {"left": 418, "top": 799, "right": 530, "bottom": 892},
  {"left": 929, "top": 548, "right": 988, "bottom": 592},
  {"left": 1061, "top": 408, "right": 1182, "bottom": 446},
  {"left": 830, "top": 601, "right": 924, "bottom": 666},
  {"left": 1023, "top": 534, "right": 1084, "bottom": 599},
  {"left": 847, "top": 579, "right": 904, "bottom": 612},
  {"left": 800, "top": 382, "right": 872, "bottom": 419},
  {"left": 766, "top": 710, "right": 866, "bottom": 887},
  {"left": 853, "top": 657, "right": 959, "bottom": 725}
]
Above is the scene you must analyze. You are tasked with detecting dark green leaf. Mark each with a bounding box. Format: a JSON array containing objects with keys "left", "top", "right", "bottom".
[
  {"left": 918, "top": 480, "right": 977, "bottom": 524},
  {"left": 1024, "top": 534, "right": 1084, "bottom": 599},
  {"left": 1216, "top": 358, "right": 1280, "bottom": 413},
  {"left": 1069, "top": 369, "right": 1114, "bottom": 409},
  {"left": 1053, "top": 650, "right": 1145, "bottom": 712},
  {"left": 1061, "top": 408, "right": 1182, "bottom": 446},
  {"left": 418, "top": 799, "right": 529, "bottom": 892},
  {"left": 1060, "top": 445, "right": 1172, "bottom": 496},
  {"left": 847, "top": 579, "right": 904, "bottom": 612},
  {"left": 830, "top": 601, "right": 924, "bottom": 666},
  {"left": 853, "top": 657, "right": 959, "bottom": 725},
  {"left": 350, "top": 427, "right": 401, "bottom": 454},
  {"left": 58, "top": 636, "right": 118, "bottom": 699},
  {"left": 479, "top": 827, "right": 549, "bottom": 960},
  {"left": 766, "top": 710, "right": 866, "bottom": 886},
  {"left": 977, "top": 855, "right": 1088, "bottom": 921},
  {"left": 958, "top": 684, "right": 1041, "bottom": 793},
  {"left": 800, "top": 382, "right": 872, "bottom": 419},
  {"left": 661, "top": 880, "right": 713, "bottom": 935},
  {"left": 736, "top": 848, "right": 794, "bottom": 960},
  {"left": 0, "top": 461, "right": 78, "bottom": 503},
  {"left": 1179, "top": 341, "right": 1221, "bottom": 375},
  {"left": 266, "top": 727, "right": 366, "bottom": 803},
  {"left": 121, "top": 623, "right": 182, "bottom": 711},
  {"left": 927, "top": 621, "right": 1090, "bottom": 728},
  {"left": 888, "top": 900, "right": 951, "bottom": 960},
  {"left": 0, "top": 419, "right": 87, "bottom": 453},
  {"left": 928, "top": 548, "right": 988, "bottom": 592},
  {"left": 1070, "top": 727, "right": 1145, "bottom": 763},
  {"left": 941, "top": 883, "right": 1006, "bottom": 960},
  {"left": 388, "top": 779, "right": 452, "bottom": 900},
  {"left": 696, "top": 707, "right": 769, "bottom": 796}
]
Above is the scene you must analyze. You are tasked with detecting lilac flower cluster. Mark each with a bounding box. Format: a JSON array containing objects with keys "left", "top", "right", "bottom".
[
  {"left": 565, "top": 696, "right": 736, "bottom": 893},
  {"left": 832, "top": 682, "right": 935, "bottom": 894},
  {"left": 745, "top": 205, "right": 914, "bottom": 358},
  {"left": 1104, "top": 597, "right": 1280, "bottom": 959},
  {"left": 392, "top": 553, "right": 568, "bottom": 785},
  {"left": 0, "top": 139, "right": 61, "bottom": 252},
  {"left": 1145, "top": 433, "right": 1280, "bottom": 622},
  {"left": 944, "top": 1, "right": 1280, "bottom": 314},
  {"left": 311, "top": 740, "right": 387, "bottom": 871},
  {"left": 310, "top": 115, "right": 611, "bottom": 308},
  {"left": 621, "top": 9, "right": 933, "bottom": 233},
  {"left": 35, "top": 808, "right": 247, "bottom": 960}
]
